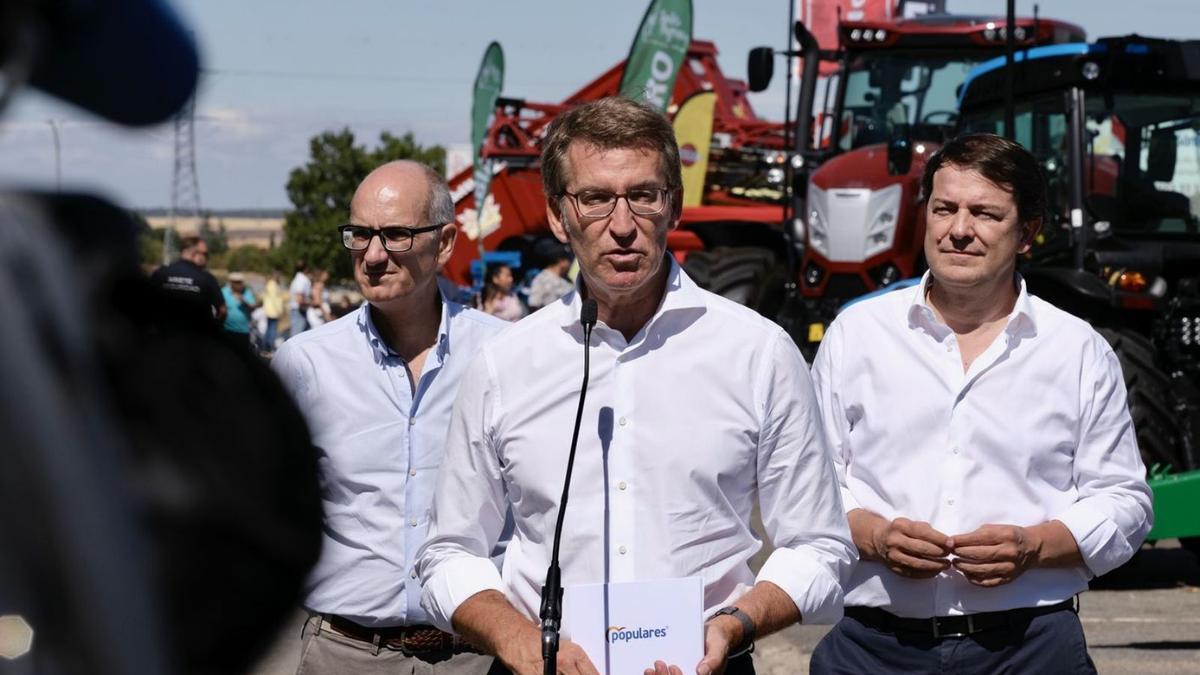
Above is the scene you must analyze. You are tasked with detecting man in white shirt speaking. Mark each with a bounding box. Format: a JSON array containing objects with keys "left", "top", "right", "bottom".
[
  {"left": 273, "top": 161, "right": 505, "bottom": 674},
  {"left": 809, "top": 133, "right": 1153, "bottom": 674},
  {"left": 416, "top": 97, "right": 855, "bottom": 675}
]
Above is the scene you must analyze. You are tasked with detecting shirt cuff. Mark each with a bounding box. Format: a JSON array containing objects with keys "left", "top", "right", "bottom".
[
  {"left": 839, "top": 486, "right": 862, "bottom": 512},
  {"left": 755, "top": 547, "right": 845, "bottom": 625},
  {"left": 1054, "top": 504, "right": 1127, "bottom": 578},
  {"left": 419, "top": 555, "right": 505, "bottom": 633}
]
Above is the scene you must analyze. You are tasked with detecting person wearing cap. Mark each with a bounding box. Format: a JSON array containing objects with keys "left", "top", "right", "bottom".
[
  {"left": 526, "top": 240, "right": 574, "bottom": 311},
  {"left": 416, "top": 97, "right": 854, "bottom": 675},
  {"left": 221, "top": 272, "right": 258, "bottom": 349},
  {"left": 808, "top": 133, "right": 1152, "bottom": 674},
  {"left": 271, "top": 160, "right": 505, "bottom": 674},
  {"left": 150, "top": 235, "right": 226, "bottom": 325}
]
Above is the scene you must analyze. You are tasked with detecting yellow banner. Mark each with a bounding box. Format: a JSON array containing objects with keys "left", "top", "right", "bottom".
[{"left": 672, "top": 91, "right": 715, "bottom": 207}]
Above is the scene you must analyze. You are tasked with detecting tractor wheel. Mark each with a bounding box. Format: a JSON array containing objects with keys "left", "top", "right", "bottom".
[
  {"left": 683, "top": 247, "right": 788, "bottom": 319},
  {"left": 1097, "top": 328, "right": 1194, "bottom": 472},
  {"left": 1182, "top": 537, "right": 1200, "bottom": 559}
]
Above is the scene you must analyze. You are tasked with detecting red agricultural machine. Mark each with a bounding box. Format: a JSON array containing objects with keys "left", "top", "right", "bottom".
[
  {"left": 443, "top": 7, "right": 1082, "bottom": 352},
  {"left": 442, "top": 39, "right": 789, "bottom": 301}
]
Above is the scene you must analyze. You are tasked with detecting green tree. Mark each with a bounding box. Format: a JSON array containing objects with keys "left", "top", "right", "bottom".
[
  {"left": 281, "top": 129, "right": 445, "bottom": 280},
  {"left": 132, "top": 211, "right": 175, "bottom": 268},
  {"left": 213, "top": 244, "right": 273, "bottom": 274}
]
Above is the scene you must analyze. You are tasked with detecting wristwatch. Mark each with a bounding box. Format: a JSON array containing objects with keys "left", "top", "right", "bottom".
[{"left": 710, "top": 606, "right": 756, "bottom": 657}]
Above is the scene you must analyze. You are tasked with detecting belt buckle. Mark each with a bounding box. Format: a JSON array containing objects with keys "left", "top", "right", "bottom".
[{"left": 931, "top": 614, "right": 974, "bottom": 639}]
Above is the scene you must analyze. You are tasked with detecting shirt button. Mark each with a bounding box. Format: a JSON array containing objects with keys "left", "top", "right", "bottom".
[
  {"left": 410, "top": 570, "right": 418, "bottom": 579},
  {"left": 952, "top": 447, "right": 959, "bottom": 455},
  {"left": 618, "top": 481, "right": 627, "bottom": 491},
  {"left": 408, "top": 418, "right": 416, "bottom": 426},
  {"left": 410, "top": 518, "right": 419, "bottom": 527},
  {"left": 618, "top": 545, "right": 628, "bottom": 555},
  {"left": 410, "top": 469, "right": 418, "bottom": 476},
  {"left": 947, "top": 499, "right": 955, "bottom": 506},
  {"left": 618, "top": 417, "right": 628, "bottom": 427}
]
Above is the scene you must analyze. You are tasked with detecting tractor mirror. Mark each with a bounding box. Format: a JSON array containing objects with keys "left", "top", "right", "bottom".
[
  {"left": 1146, "top": 130, "right": 1177, "bottom": 182},
  {"left": 748, "top": 47, "right": 775, "bottom": 92},
  {"left": 887, "top": 126, "right": 913, "bottom": 176}
]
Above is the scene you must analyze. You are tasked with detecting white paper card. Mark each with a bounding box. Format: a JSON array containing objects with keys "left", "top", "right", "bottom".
[{"left": 561, "top": 577, "right": 703, "bottom": 675}]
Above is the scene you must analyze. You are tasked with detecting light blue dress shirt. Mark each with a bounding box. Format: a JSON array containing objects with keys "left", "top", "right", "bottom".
[{"left": 272, "top": 297, "right": 507, "bottom": 627}]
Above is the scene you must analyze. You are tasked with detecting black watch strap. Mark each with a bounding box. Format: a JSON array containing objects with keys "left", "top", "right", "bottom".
[{"left": 710, "top": 606, "right": 756, "bottom": 656}]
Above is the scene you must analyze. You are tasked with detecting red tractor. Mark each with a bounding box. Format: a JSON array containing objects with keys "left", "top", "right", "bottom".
[{"left": 772, "top": 12, "right": 1084, "bottom": 346}]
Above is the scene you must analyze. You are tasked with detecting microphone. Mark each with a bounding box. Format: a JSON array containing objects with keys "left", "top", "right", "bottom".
[{"left": 540, "top": 298, "right": 598, "bottom": 675}]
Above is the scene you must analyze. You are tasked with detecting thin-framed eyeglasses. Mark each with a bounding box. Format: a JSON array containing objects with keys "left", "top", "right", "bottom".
[
  {"left": 338, "top": 224, "right": 444, "bottom": 252},
  {"left": 559, "top": 187, "right": 670, "bottom": 219}
]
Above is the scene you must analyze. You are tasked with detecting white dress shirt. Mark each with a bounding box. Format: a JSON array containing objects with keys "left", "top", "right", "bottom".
[
  {"left": 811, "top": 273, "right": 1153, "bottom": 618},
  {"left": 272, "top": 298, "right": 506, "bottom": 627},
  {"left": 417, "top": 259, "right": 855, "bottom": 633},
  {"left": 288, "top": 271, "right": 311, "bottom": 311}
]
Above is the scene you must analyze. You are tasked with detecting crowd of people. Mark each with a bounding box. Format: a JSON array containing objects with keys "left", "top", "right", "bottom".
[
  {"left": 151, "top": 236, "right": 576, "bottom": 356},
  {"left": 144, "top": 97, "right": 1152, "bottom": 675}
]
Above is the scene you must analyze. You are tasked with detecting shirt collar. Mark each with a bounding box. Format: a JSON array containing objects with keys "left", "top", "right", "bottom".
[
  {"left": 358, "top": 293, "right": 453, "bottom": 362},
  {"left": 557, "top": 256, "right": 707, "bottom": 333},
  {"left": 907, "top": 270, "right": 1038, "bottom": 339}
]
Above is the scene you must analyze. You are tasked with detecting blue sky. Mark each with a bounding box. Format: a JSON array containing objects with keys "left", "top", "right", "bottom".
[{"left": 0, "top": 0, "right": 1193, "bottom": 209}]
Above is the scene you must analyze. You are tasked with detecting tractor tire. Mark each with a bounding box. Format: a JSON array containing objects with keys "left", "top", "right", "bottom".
[
  {"left": 683, "top": 246, "right": 787, "bottom": 319},
  {"left": 1096, "top": 328, "right": 1194, "bottom": 472}
]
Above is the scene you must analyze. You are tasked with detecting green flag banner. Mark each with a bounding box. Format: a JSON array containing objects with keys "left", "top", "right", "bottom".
[
  {"left": 470, "top": 41, "right": 504, "bottom": 239},
  {"left": 618, "top": 0, "right": 693, "bottom": 111}
]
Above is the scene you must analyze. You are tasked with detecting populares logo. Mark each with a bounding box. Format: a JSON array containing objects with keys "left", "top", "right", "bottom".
[{"left": 606, "top": 625, "right": 669, "bottom": 644}]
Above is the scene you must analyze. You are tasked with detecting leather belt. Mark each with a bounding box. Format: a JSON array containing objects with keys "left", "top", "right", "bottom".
[
  {"left": 321, "top": 615, "right": 478, "bottom": 655},
  {"left": 845, "top": 598, "right": 1076, "bottom": 639}
]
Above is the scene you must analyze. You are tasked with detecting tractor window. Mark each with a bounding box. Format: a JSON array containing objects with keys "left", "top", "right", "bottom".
[
  {"left": 1085, "top": 94, "right": 1200, "bottom": 234},
  {"left": 839, "top": 52, "right": 977, "bottom": 151}
]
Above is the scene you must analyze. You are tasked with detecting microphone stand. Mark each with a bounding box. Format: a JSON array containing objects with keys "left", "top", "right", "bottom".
[{"left": 540, "top": 298, "right": 598, "bottom": 675}]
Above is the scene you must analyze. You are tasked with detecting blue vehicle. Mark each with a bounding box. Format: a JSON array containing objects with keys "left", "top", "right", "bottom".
[{"left": 956, "top": 36, "right": 1200, "bottom": 551}]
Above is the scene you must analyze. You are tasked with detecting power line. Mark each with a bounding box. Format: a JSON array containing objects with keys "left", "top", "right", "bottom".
[{"left": 166, "top": 94, "right": 202, "bottom": 264}]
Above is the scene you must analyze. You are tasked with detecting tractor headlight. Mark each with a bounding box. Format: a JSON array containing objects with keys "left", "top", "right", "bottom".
[
  {"left": 807, "top": 185, "right": 830, "bottom": 258},
  {"left": 863, "top": 184, "right": 902, "bottom": 258}
]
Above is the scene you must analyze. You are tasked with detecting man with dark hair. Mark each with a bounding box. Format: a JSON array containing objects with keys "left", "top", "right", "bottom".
[
  {"left": 273, "top": 160, "right": 505, "bottom": 674},
  {"left": 150, "top": 234, "right": 226, "bottom": 324},
  {"left": 809, "top": 132, "right": 1152, "bottom": 673},
  {"left": 417, "top": 97, "right": 854, "bottom": 675}
]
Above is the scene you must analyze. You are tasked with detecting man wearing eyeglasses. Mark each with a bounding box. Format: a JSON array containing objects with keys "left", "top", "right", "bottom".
[
  {"left": 271, "top": 160, "right": 505, "bottom": 675},
  {"left": 417, "top": 97, "right": 854, "bottom": 675}
]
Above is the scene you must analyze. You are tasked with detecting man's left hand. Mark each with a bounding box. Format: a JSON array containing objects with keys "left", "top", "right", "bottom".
[
  {"left": 643, "top": 614, "right": 737, "bottom": 675},
  {"left": 949, "top": 523, "right": 1042, "bottom": 587}
]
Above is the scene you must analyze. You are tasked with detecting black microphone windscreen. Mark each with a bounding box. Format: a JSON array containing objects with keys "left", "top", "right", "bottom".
[{"left": 581, "top": 299, "right": 598, "bottom": 328}]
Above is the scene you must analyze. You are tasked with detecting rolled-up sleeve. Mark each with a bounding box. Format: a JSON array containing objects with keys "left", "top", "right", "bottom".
[
  {"left": 1055, "top": 340, "right": 1153, "bottom": 577},
  {"left": 416, "top": 348, "right": 509, "bottom": 632},
  {"left": 754, "top": 331, "right": 856, "bottom": 625}
]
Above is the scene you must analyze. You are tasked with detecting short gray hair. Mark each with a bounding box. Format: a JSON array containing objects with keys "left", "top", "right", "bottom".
[{"left": 417, "top": 163, "right": 455, "bottom": 227}]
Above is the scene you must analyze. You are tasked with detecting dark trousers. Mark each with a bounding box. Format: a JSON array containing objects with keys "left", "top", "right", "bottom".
[
  {"left": 810, "top": 606, "right": 1096, "bottom": 675},
  {"left": 485, "top": 652, "right": 755, "bottom": 675}
]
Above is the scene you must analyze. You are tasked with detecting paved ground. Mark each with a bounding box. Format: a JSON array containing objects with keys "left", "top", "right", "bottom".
[{"left": 250, "top": 543, "right": 1200, "bottom": 675}]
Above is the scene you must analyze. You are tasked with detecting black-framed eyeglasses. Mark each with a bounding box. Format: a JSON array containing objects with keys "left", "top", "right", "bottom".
[
  {"left": 559, "top": 187, "right": 670, "bottom": 219},
  {"left": 338, "top": 224, "right": 444, "bottom": 252}
]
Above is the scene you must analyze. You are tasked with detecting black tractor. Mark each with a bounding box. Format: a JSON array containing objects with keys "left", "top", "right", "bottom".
[{"left": 958, "top": 36, "right": 1200, "bottom": 475}]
